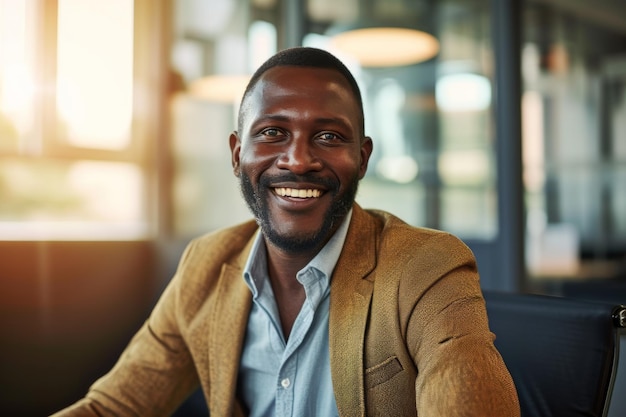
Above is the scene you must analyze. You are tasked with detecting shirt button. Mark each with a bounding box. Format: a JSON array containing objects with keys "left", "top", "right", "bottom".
[{"left": 281, "top": 378, "right": 291, "bottom": 389}]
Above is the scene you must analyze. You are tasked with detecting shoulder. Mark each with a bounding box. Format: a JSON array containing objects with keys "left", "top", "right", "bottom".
[
  {"left": 361, "top": 208, "right": 474, "bottom": 264},
  {"left": 165, "top": 219, "right": 258, "bottom": 322},
  {"left": 350, "top": 208, "right": 477, "bottom": 298},
  {"left": 182, "top": 219, "right": 259, "bottom": 268},
  {"left": 355, "top": 209, "right": 482, "bottom": 334},
  {"left": 172, "top": 220, "right": 258, "bottom": 295}
]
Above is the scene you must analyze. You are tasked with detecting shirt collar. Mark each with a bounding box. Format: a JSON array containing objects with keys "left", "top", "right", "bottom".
[{"left": 306, "top": 208, "right": 353, "bottom": 280}]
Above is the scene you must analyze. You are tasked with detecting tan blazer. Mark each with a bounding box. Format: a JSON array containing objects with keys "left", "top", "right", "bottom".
[{"left": 53, "top": 204, "right": 520, "bottom": 417}]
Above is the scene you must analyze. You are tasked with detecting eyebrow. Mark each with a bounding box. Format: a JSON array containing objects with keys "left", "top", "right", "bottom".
[{"left": 254, "top": 114, "right": 353, "bottom": 130}]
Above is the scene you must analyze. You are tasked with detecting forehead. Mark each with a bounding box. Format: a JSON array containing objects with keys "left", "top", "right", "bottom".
[
  {"left": 255, "top": 65, "right": 354, "bottom": 94},
  {"left": 241, "top": 66, "right": 360, "bottom": 122}
]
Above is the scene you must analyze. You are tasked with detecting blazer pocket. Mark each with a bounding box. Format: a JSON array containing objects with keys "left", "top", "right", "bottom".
[{"left": 365, "top": 356, "right": 404, "bottom": 389}]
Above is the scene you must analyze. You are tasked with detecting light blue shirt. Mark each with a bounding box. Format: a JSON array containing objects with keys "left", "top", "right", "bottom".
[{"left": 238, "top": 210, "right": 352, "bottom": 417}]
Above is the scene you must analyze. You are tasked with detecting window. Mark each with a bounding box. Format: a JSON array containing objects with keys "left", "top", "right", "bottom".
[{"left": 0, "top": 0, "right": 163, "bottom": 240}]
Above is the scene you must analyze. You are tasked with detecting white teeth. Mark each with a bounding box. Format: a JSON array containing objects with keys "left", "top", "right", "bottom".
[{"left": 275, "top": 188, "right": 322, "bottom": 198}]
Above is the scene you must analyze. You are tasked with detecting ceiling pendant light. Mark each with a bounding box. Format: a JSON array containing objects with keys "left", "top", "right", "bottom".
[{"left": 330, "top": 26, "right": 439, "bottom": 67}]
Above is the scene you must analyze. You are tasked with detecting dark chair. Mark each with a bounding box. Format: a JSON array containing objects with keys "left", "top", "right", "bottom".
[
  {"left": 557, "top": 279, "right": 626, "bottom": 417},
  {"left": 484, "top": 291, "right": 626, "bottom": 417},
  {"left": 558, "top": 278, "right": 626, "bottom": 306}
]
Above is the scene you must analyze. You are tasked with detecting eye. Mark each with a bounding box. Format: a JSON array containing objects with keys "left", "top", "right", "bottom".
[
  {"left": 258, "top": 128, "right": 285, "bottom": 141},
  {"left": 317, "top": 132, "right": 343, "bottom": 144},
  {"left": 262, "top": 128, "right": 280, "bottom": 137}
]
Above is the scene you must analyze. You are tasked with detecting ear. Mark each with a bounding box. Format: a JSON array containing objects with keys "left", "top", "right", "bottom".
[
  {"left": 229, "top": 131, "right": 241, "bottom": 177},
  {"left": 358, "top": 136, "right": 373, "bottom": 179}
]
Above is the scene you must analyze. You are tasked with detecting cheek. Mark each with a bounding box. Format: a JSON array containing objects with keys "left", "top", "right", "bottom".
[
  {"left": 238, "top": 151, "right": 273, "bottom": 179},
  {"left": 332, "top": 154, "right": 363, "bottom": 181}
]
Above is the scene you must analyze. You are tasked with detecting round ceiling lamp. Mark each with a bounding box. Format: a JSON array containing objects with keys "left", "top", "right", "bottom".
[{"left": 329, "top": 27, "right": 439, "bottom": 67}]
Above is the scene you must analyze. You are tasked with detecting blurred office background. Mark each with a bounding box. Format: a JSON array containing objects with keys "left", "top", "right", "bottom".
[{"left": 1, "top": 0, "right": 625, "bottom": 415}]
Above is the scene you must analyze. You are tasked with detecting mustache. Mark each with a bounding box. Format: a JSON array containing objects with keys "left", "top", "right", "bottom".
[{"left": 259, "top": 172, "right": 338, "bottom": 191}]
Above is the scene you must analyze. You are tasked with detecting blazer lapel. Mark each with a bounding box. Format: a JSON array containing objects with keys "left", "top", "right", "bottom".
[
  {"left": 329, "top": 205, "right": 377, "bottom": 417},
  {"left": 207, "top": 243, "right": 253, "bottom": 416}
]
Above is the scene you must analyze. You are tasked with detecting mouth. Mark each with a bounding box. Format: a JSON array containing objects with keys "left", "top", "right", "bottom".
[{"left": 273, "top": 187, "right": 323, "bottom": 199}]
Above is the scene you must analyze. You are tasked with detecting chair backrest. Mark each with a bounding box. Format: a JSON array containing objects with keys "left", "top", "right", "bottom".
[
  {"left": 556, "top": 279, "right": 626, "bottom": 417},
  {"left": 484, "top": 291, "right": 626, "bottom": 417}
]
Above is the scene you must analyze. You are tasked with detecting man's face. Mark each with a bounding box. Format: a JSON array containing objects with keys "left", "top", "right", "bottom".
[{"left": 230, "top": 66, "right": 372, "bottom": 254}]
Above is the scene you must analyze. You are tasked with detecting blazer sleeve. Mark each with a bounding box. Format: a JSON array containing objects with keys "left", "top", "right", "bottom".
[
  {"left": 407, "top": 234, "right": 521, "bottom": 417},
  {"left": 50, "top": 243, "right": 201, "bottom": 417}
]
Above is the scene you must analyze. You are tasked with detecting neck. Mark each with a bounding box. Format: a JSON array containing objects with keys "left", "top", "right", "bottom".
[{"left": 264, "top": 240, "right": 318, "bottom": 289}]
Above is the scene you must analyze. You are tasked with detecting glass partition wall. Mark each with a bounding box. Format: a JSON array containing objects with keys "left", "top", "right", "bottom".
[{"left": 522, "top": 1, "right": 626, "bottom": 284}]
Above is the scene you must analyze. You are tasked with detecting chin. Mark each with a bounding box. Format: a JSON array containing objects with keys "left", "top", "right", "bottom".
[{"left": 264, "top": 224, "right": 330, "bottom": 254}]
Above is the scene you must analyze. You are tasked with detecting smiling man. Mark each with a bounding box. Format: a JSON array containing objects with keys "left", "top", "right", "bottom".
[{"left": 53, "top": 47, "right": 520, "bottom": 417}]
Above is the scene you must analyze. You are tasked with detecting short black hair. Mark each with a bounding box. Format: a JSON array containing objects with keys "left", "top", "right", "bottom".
[{"left": 237, "top": 47, "right": 365, "bottom": 136}]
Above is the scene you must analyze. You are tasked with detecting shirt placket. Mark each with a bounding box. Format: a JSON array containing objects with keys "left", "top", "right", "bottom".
[{"left": 275, "top": 271, "right": 317, "bottom": 417}]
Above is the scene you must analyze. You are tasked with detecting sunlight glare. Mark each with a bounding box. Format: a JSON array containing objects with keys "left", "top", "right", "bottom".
[{"left": 57, "top": 0, "right": 134, "bottom": 149}]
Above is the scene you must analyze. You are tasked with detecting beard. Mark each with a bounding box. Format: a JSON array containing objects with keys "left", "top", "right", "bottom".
[{"left": 239, "top": 171, "right": 359, "bottom": 254}]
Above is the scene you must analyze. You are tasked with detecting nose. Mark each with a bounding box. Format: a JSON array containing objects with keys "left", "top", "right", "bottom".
[{"left": 276, "top": 138, "right": 323, "bottom": 174}]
